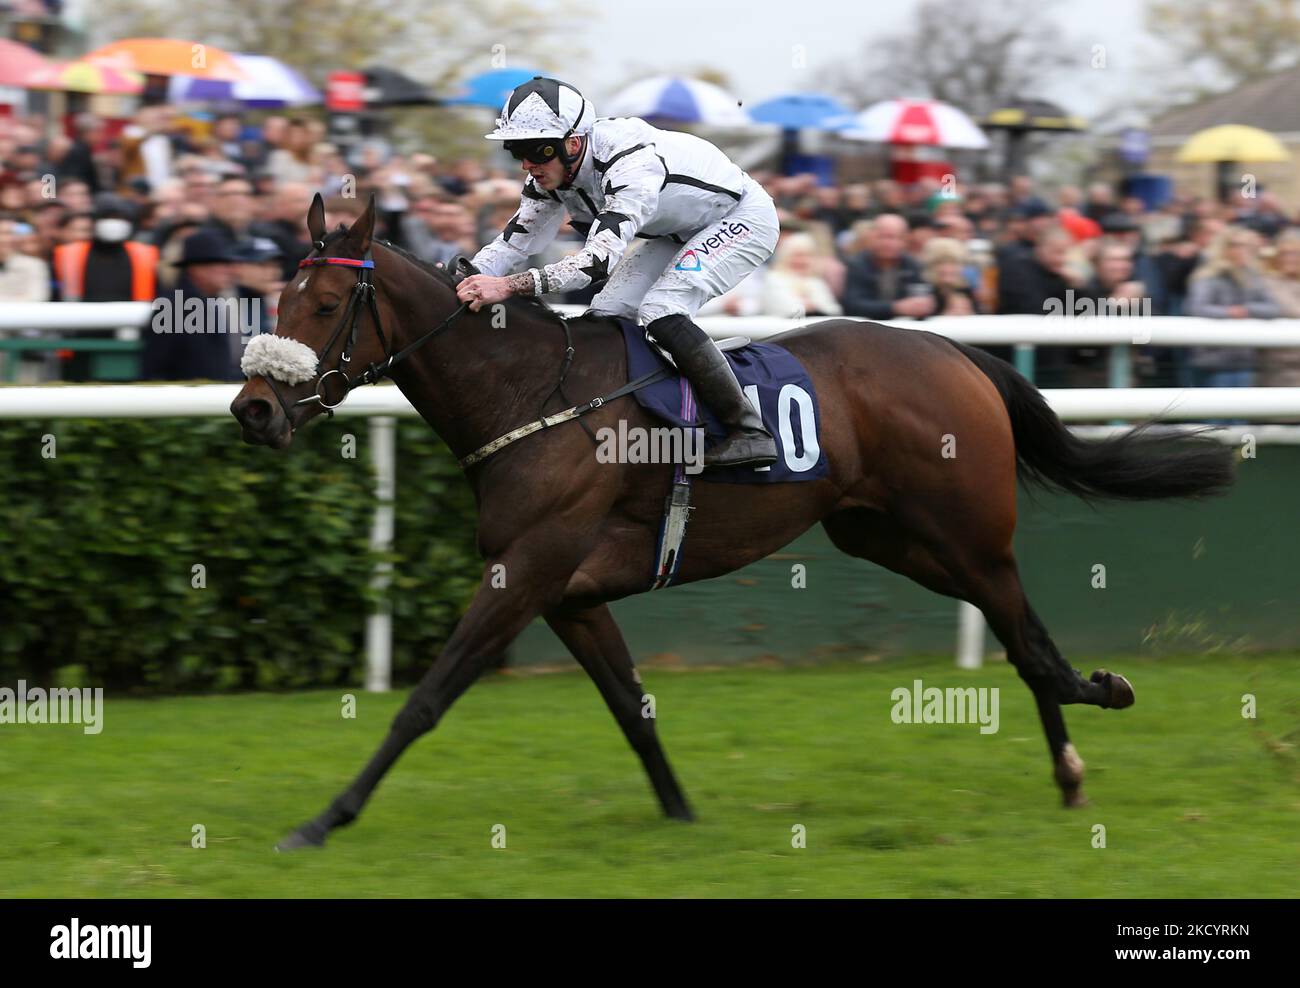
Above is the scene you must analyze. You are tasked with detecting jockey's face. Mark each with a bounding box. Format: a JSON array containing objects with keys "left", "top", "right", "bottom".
[{"left": 520, "top": 136, "right": 584, "bottom": 190}]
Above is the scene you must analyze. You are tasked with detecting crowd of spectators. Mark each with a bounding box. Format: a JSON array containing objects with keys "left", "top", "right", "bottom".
[{"left": 3, "top": 105, "right": 1300, "bottom": 387}]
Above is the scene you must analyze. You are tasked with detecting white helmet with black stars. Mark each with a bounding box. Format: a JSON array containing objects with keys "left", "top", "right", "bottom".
[{"left": 486, "top": 76, "right": 594, "bottom": 142}]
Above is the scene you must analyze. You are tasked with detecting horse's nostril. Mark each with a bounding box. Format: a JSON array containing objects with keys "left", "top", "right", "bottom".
[{"left": 234, "top": 396, "right": 272, "bottom": 426}]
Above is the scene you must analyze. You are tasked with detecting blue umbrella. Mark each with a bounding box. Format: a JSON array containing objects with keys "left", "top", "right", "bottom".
[
  {"left": 445, "top": 67, "right": 543, "bottom": 107},
  {"left": 604, "top": 75, "right": 750, "bottom": 126},
  {"left": 748, "top": 93, "right": 853, "bottom": 131}
]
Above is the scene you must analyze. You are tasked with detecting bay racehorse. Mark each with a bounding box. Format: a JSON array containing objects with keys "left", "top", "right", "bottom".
[{"left": 231, "top": 195, "right": 1235, "bottom": 849}]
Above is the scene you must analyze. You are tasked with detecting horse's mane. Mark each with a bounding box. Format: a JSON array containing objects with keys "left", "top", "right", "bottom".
[{"left": 373, "top": 236, "right": 570, "bottom": 329}]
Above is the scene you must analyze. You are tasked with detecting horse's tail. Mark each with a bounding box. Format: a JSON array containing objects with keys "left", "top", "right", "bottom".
[{"left": 945, "top": 339, "right": 1236, "bottom": 501}]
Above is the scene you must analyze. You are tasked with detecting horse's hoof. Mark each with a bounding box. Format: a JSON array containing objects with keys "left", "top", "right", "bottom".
[
  {"left": 1108, "top": 673, "right": 1135, "bottom": 708},
  {"left": 1062, "top": 787, "right": 1090, "bottom": 808},
  {"left": 1091, "top": 669, "right": 1135, "bottom": 709},
  {"left": 275, "top": 825, "right": 326, "bottom": 852},
  {"left": 1054, "top": 742, "right": 1086, "bottom": 807}
]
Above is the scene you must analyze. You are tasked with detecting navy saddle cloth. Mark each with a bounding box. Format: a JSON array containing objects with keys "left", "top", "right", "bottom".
[{"left": 616, "top": 318, "right": 828, "bottom": 484}]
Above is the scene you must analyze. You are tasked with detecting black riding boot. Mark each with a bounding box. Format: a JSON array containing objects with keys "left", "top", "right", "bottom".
[{"left": 646, "top": 314, "right": 778, "bottom": 468}]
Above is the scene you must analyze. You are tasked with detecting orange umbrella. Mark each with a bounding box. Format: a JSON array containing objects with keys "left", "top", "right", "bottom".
[
  {"left": 83, "top": 37, "right": 247, "bottom": 81},
  {"left": 20, "top": 60, "right": 145, "bottom": 95}
]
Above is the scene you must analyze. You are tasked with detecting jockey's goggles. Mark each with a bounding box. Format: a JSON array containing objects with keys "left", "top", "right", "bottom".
[{"left": 505, "top": 139, "right": 562, "bottom": 165}]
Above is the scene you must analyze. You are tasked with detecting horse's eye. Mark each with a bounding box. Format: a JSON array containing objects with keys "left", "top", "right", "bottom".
[{"left": 316, "top": 301, "right": 340, "bottom": 315}]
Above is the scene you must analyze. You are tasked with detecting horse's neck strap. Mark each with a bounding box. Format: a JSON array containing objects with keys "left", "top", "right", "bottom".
[{"left": 458, "top": 363, "right": 673, "bottom": 470}]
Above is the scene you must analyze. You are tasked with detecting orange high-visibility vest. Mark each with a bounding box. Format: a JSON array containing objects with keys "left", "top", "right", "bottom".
[{"left": 53, "top": 240, "right": 158, "bottom": 302}]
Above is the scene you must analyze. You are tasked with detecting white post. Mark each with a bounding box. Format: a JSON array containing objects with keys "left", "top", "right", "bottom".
[
  {"left": 956, "top": 601, "right": 985, "bottom": 669},
  {"left": 365, "top": 416, "right": 396, "bottom": 692}
]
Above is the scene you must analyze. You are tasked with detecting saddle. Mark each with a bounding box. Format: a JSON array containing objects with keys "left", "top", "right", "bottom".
[{"left": 646, "top": 333, "right": 752, "bottom": 366}]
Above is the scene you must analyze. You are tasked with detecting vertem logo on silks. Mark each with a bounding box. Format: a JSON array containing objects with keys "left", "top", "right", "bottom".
[{"left": 674, "top": 221, "right": 752, "bottom": 271}]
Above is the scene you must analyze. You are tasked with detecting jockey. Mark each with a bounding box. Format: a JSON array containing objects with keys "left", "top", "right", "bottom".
[{"left": 457, "top": 76, "right": 780, "bottom": 468}]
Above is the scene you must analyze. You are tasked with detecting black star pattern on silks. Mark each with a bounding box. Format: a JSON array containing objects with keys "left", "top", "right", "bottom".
[
  {"left": 569, "top": 218, "right": 593, "bottom": 236},
  {"left": 592, "top": 210, "right": 631, "bottom": 237},
  {"left": 579, "top": 250, "right": 611, "bottom": 286},
  {"left": 521, "top": 181, "right": 550, "bottom": 201},
  {"left": 602, "top": 178, "right": 627, "bottom": 199},
  {"left": 502, "top": 212, "right": 528, "bottom": 243}
]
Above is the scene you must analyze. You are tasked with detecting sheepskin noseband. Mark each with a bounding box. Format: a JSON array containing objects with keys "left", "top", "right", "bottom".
[{"left": 241, "top": 334, "right": 319, "bottom": 385}]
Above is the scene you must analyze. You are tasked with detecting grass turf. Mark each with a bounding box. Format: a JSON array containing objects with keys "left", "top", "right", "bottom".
[{"left": 1, "top": 653, "right": 1296, "bottom": 898}]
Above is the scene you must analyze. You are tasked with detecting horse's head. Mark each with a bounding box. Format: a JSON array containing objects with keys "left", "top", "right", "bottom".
[{"left": 231, "top": 192, "right": 384, "bottom": 448}]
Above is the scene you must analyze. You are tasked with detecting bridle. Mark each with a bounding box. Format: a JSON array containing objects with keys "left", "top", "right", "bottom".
[{"left": 262, "top": 238, "right": 470, "bottom": 430}]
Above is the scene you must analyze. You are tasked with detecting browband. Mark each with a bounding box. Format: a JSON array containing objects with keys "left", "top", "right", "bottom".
[{"left": 299, "top": 257, "right": 375, "bottom": 269}]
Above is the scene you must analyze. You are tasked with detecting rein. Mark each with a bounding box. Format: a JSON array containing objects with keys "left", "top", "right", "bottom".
[{"left": 263, "top": 242, "right": 671, "bottom": 471}]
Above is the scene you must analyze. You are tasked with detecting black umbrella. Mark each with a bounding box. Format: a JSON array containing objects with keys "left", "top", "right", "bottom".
[
  {"left": 983, "top": 98, "right": 1086, "bottom": 133},
  {"left": 361, "top": 66, "right": 437, "bottom": 107},
  {"left": 982, "top": 98, "right": 1086, "bottom": 178}
]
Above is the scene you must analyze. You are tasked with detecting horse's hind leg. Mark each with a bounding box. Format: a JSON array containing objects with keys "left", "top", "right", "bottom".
[
  {"left": 957, "top": 555, "right": 1098, "bottom": 807},
  {"left": 941, "top": 547, "right": 1136, "bottom": 806},
  {"left": 545, "top": 602, "right": 694, "bottom": 820},
  {"left": 823, "top": 508, "right": 1127, "bottom": 806}
]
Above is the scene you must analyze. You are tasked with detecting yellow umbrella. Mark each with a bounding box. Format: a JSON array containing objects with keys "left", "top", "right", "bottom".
[
  {"left": 22, "top": 60, "right": 145, "bottom": 95},
  {"left": 1176, "top": 124, "right": 1290, "bottom": 163}
]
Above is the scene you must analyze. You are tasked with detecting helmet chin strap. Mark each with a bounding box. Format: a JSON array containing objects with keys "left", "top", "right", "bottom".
[{"left": 557, "top": 135, "right": 586, "bottom": 190}]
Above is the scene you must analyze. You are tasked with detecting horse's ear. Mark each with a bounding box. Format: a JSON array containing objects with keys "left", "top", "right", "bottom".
[
  {"left": 347, "top": 192, "right": 376, "bottom": 253},
  {"left": 307, "top": 192, "right": 326, "bottom": 246}
]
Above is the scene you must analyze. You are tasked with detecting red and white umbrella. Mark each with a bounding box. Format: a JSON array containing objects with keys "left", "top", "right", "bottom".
[
  {"left": 0, "top": 38, "right": 52, "bottom": 87},
  {"left": 840, "top": 98, "right": 989, "bottom": 150}
]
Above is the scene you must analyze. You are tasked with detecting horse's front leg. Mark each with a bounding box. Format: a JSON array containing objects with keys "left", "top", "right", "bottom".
[{"left": 276, "top": 549, "right": 565, "bottom": 850}]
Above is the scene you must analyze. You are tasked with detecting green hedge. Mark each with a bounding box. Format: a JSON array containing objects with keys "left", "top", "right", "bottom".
[{"left": 0, "top": 415, "right": 480, "bottom": 693}]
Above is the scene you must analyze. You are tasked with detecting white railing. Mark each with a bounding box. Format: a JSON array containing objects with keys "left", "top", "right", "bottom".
[
  {"left": 5, "top": 305, "right": 1297, "bottom": 392},
  {"left": 4, "top": 383, "right": 1300, "bottom": 421},
  {"left": 5, "top": 302, "right": 1300, "bottom": 346},
  {"left": 3, "top": 382, "right": 1298, "bottom": 684},
  {"left": 0, "top": 302, "right": 157, "bottom": 331}
]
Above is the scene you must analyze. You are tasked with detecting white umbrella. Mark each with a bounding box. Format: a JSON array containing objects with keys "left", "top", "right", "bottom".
[
  {"left": 603, "top": 75, "right": 749, "bottom": 126},
  {"left": 840, "top": 98, "right": 989, "bottom": 150},
  {"left": 167, "top": 53, "right": 320, "bottom": 107}
]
